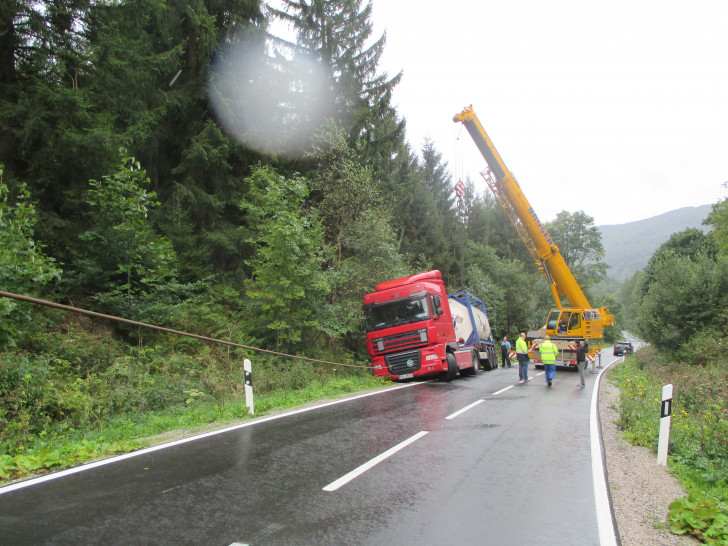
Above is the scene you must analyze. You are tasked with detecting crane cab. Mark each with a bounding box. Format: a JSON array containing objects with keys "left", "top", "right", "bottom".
[{"left": 545, "top": 308, "right": 607, "bottom": 339}]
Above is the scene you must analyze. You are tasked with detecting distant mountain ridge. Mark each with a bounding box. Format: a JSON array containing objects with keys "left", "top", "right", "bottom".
[{"left": 598, "top": 205, "right": 713, "bottom": 281}]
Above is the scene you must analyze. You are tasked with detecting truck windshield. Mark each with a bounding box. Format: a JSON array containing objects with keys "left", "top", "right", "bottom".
[{"left": 364, "top": 297, "right": 431, "bottom": 332}]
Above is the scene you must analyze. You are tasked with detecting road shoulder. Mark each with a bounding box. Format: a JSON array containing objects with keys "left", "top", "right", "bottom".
[{"left": 600, "top": 369, "right": 698, "bottom": 545}]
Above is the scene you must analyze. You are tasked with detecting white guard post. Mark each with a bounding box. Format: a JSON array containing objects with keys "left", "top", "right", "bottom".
[
  {"left": 657, "top": 383, "right": 673, "bottom": 466},
  {"left": 244, "top": 358, "right": 254, "bottom": 415}
]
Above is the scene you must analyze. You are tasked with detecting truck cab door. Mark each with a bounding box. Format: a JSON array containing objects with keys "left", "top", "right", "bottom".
[
  {"left": 429, "top": 295, "right": 452, "bottom": 343},
  {"left": 557, "top": 311, "right": 571, "bottom": 335},
  {"left": 567, "top": 312, "right": 582, "bottom": 335}
]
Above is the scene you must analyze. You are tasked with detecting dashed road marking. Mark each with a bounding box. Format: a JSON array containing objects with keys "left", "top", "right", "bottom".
[
  {"left": 446, "top": 399, "right": 484, "bottom": 420},
  {"left": 323, "top": 431, "right": 429, "bottom": 492}
]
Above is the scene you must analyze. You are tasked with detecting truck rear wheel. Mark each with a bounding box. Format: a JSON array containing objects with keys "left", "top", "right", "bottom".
[
  {"left": 462, "top": 349, "right": 479, "bottom": 376},
  {"left": 440, "top": 352, "right": 458, "bottom": 382}
]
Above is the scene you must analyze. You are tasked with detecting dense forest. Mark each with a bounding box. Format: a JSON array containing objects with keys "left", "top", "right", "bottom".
[
  {"left": 0, "top": 0, "right": 618, "bottom": 355},
  {"left": 1, "top": 0, "right": 727, "bottom": 496}
]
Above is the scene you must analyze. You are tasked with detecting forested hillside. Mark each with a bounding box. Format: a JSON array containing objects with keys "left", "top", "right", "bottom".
[
  {"left": 599, "top": 205, "right": 712, "bottom": 281},
  {"left": 0, "top": 0, "right": 615, "bottom": 355}
]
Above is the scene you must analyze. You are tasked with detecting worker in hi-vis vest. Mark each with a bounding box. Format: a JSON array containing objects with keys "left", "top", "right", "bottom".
[
  {"left": 516, "top": 332, "right": 529, "bottom": 382},
  {"left": 540, "top": 335, "right": 559, "bottom": 387}
]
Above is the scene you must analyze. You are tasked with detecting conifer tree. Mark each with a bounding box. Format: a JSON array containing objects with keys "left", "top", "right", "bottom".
[
  {"left": 417, "top": 138, "right": 461, "bottom": 282},
  {"left": 268, "top": 0, "right": 403, "bottom": 159},
  {"left": 85, "top": 0, "right": 264, "bottom": 277}
]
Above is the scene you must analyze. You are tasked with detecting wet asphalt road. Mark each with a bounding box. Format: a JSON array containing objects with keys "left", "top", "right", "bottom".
[{"left": 0, "top": 358, "right": 617, "bottom": 545}]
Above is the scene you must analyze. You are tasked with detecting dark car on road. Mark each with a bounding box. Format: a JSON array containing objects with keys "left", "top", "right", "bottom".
[{"left": 613, "top": 341, "right": 634, "bottom": 356}]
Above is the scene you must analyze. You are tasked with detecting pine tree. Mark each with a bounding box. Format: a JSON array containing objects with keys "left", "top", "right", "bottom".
[
  {"left": 0, "top": 1, "right": 104, "bottom": 185},
  {"left": 417, "top": 138, "right": 461, "bottom": 282},
  {"left": 268, "top": 0, "right": 403, "bottom": 157},
  {"left": 0, "top": 1, "right": 121, "bottom": 271},
  {"left": 85, "top": 0, "right": 264, "bottom": 277}
]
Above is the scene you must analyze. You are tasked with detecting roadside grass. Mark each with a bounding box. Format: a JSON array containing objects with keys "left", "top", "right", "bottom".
[
  {"left": 609, "top": 347, "right": 728, "bottom": 543},
  {"left": 0, "top": 366, "right": 388, "bottom": 484}
]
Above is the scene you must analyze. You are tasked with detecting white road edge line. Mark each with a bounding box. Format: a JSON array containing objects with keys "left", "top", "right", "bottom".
[
  {"left": 445, "top": 399, "right": 484, "bottom": 420},
  {"left": 590, "top": 357, "right": 621, "bottom": 546},
  {"left": 322, "top": 431, "right": 429, "bottom": 492},
  {"left": 0, "top": 382, "right": 422, "bottom": 495}
]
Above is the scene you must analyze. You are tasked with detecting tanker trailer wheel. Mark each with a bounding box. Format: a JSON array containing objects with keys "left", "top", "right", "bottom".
[
  {"left": 440, "top": 352, "right": 458, "bottom": 382},
  {"left": 471, "top": 349, "right": 480, "bottom": 375},
  {"left": 481, "top": 349, "right": 492, "bottom": 371},
  {"left": 487, "top": 346, "right": 497, "bottom": 371}
]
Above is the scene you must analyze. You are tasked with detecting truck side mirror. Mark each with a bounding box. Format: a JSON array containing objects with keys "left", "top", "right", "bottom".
[{"left": 431, "top": 295, "right": 443, "bottom": 319}]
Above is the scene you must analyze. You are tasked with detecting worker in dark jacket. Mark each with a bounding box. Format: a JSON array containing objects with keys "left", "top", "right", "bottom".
[
  {"left": 576, "top": 340, "right": 587, "bottom": 388},
  {"left": 500, "top": 336, "right": 511, "bottom": 368}
]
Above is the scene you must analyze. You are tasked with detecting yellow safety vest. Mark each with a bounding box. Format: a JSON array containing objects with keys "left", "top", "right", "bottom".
[{"left": 540, "top": 340, "right": 558, "bottom": 364}]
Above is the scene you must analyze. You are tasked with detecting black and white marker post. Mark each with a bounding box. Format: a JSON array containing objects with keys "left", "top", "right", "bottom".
[
  {"left": 244, "top": 358, "right": 254, "bottom": 415},
  {"left": 657, "top": 383, "right": 673, "bottom": 466}
]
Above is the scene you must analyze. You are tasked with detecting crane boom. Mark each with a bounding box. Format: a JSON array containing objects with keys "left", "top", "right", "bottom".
[{"left": 454, "top": 105, "right": 613, "bottom": 342}]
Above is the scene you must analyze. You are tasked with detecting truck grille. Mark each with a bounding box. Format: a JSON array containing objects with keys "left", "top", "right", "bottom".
[
  {"left": 385, "top": 350, "right": 422, "bottom": 375},
  {"left": 371, "top": 329, "right": 427, "bottom": 355}
]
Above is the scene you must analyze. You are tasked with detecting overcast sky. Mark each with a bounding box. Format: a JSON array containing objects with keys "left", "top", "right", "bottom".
[{"left": 370, "top": 0, "right": 728, "bottom": 225}]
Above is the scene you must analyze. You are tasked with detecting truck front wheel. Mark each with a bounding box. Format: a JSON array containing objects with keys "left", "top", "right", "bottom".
[{"left": 440, "top": 352, "right": 458, "bottom": 382}]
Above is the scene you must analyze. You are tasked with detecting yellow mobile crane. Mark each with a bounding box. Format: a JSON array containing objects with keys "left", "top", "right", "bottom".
[{"left": 454, "top": 105, "right": 613, "bottom": 364}]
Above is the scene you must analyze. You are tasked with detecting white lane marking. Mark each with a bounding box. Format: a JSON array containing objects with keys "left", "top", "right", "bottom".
[
  {"left": 0, "top": 382, "right": 421, "bottom": 495},
  {"left": 322, "top": 431, "right": 429, "bottom": 492},
  {"left": 493, "top": 368, "right": 546, "bottom": 394},
  {"left": 492, "top": 385, "right": 514, "bottom": 396},
  {"left": 590, "top": 357, "right": 619, "bottom": 546},
  {"left": 445, "top": 399, "right": 484, "bottom": 420}
]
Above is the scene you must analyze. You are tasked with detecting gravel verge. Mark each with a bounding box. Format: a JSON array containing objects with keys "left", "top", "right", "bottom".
[{"left": 599, "top": 368, "right": 698, "bottom": 545}]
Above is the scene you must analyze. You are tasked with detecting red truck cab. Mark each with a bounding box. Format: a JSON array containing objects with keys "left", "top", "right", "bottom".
[{"left": 363, "top": 271, "right": 479, "bottom": 380}]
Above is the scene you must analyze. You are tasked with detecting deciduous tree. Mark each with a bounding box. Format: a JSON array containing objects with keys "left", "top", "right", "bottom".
[
  {"left": 241, "top": 165, "right": 330, "bottom": 351},
  {"left": 705, "top": 189, "right": 728, "bottom": 256},
  {"left": 546, "top": 210, "right": 607, "bottom": 288},
  {"left": 73, "top": 152, "right": 178, "bottom": 309},
  {"left": 0, "top": 166, "right": 62, "bottom": 347}
]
